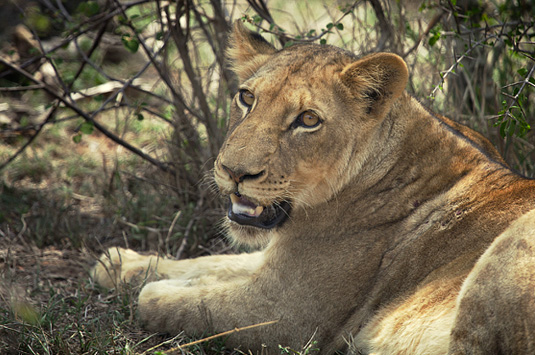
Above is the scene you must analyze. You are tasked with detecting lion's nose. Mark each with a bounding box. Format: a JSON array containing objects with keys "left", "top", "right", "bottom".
[{"left": 222, "top": 165, "right": 265, "bottom": 184}]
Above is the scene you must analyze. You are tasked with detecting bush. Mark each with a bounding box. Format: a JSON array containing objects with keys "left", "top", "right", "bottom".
[{"left": 0, "top": 0, "right": 533, "bottom": 248}]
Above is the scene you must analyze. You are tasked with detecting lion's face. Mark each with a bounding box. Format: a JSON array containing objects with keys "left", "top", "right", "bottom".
[
  {"left": 214, "top": 23, "right": 408, "bottom": 246},
  {"left": 214, "top": 48, "right": 355, "bottom": 244}
]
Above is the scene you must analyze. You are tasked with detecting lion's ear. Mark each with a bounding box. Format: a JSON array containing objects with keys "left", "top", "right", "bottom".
[
  {"left": 227, "top": 21, "right": 277, "bottom": 82},
  {"left": 341, "top": 53, "right": 408, "bottom": 118}
]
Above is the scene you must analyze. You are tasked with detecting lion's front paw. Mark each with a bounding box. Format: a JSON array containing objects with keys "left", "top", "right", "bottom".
[
  {"left": 138, "top": 280, "right": 198, "bottom": 333},
  {"left": 91, "top": 247, "right": 158, "bottom": 289}
]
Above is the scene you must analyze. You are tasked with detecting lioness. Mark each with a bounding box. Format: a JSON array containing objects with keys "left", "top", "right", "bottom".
[{"left": 93, "top": 22, "right": 535, "bottom": 354}]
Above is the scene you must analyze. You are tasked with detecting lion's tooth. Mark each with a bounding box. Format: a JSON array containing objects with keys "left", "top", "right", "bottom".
[
  {"left": 255, "top": 206, "right": 264, "bottom": 216},
  {"left": 232, "top": 202, "right": 254, "bottom": 216},
  {"left": 232, "top": 203, "right": 243, "bottom": 214},
  {"left": 229, "top": 194, "right": 266, "bottom": 217},
  {"left": 230, "top": 194, "right": 240, "bottom": 204}
]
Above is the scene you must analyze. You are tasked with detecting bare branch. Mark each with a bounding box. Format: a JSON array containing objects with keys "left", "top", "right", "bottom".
[
  {"left": 499, "top": 65, "right": 535, "bottom": 123},
  {"left": 403, "top": 11, "right": 445, "bottom": 58},
  {"left": 243, "top": 1, "right": 361, "bottom": 45},
  {"left": 0, "top": 57, "right": 175, "bottom": 175},
  {"left": 0, "top": 105, "right": 58, "bottom": 172}
]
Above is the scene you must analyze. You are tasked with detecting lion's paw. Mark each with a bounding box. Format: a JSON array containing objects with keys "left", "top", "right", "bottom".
[
  {"left": 91, "top": 247, "right": 158, "bottom": 289},
  {"left": 137, "top": 280, "right": 191, "bottom": 332}
]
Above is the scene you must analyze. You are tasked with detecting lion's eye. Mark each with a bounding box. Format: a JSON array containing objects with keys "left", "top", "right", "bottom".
[
  {"left": 301, "top": 111, "right": 320, "bottom": 127},
  {"left": 292, "top": 110, "right": 321, "bottom": 129},
  {"left": 239, "top": 90, "right": 255, "bottom": 107}
]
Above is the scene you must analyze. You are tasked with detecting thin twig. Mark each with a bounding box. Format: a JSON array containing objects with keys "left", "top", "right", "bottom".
[
  {"left": 498, "top": 64, "right": 535, "bottom": 121},
  {"left": 0, "top": 84, "right": 44, "bottom": 92},
  {"left": 429, "top": 34, "right": 498, "bottom": 98},
  {"left": 112, "top": 0, "right": 203, "bottom": 124},
  {"left": 0, "top": 0, "right": 154, "bottom": 80},
  {"left": 0, "top": 57, "right": 175, "bottom": 175},
  {"left": 165, "top": 211, "right": 182, "bottom": 255},
  {"left": 147, "top": 320, "right": 279, "bottom": 355},
  {"left": 139, "top": 333, "right": 184, "bottom": 355},
  {"left": 402, "top": 11, "right": 445, "bottom": 58},
  {"left": 116, "top": 217, "right": 169, "bottom": 233},
  {"left": 0, "top": 105, "right": 58, "bottom": 171},
  {"left": 245, "top": 0, "right": 361, "bottom": 44}
]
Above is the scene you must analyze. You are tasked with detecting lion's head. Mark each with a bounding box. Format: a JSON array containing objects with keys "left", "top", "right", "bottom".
[{"left": 214, "top": 22, "right": 409, "bottom": 246}]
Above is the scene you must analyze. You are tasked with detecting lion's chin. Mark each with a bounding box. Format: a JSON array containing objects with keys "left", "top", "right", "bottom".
[{"left": 227, "top": 193, "right": 291, "bottom": 230}]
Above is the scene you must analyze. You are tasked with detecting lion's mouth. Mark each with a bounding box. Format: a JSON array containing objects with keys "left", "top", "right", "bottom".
[{"left": 227, "top": 193, "right": 291, "bottom": 229}]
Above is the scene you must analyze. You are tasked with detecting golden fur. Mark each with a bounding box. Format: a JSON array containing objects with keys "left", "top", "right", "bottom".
[{"left": 92, "top": 22, "right": 535, "bottom": 354}]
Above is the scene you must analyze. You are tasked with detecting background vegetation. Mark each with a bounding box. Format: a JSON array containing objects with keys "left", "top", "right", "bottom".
[{"left": 0, "top": 0, "right": 533, "bottom": 353}]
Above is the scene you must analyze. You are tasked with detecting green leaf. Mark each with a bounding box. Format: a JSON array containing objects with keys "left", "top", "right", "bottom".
[
  {"left": 121, "top": 35, "right": 139, "bottom": 53},
  {"left": 77, "top": 1, "right": 100, "bottom": 17},
  {"left": 20, "top": 116, "right": 29, "bottom": 127},
  {"left": 80, "top": 121, "right": 94, "bottom": 135},
  {"left": 320, "top": 38, "right": 327, "bottom": 45},
  {"left": 428, "top": 32, "right": 440, "bottom": 46},
  {"left": 418, "top": 2, "right": 427, "bottom": 11},
  {"left": 136, "top": 113, "right": 144, "bottom": 121},
  {"left": 336, "top": 23, "right": 344, "bottom": 30},
  {"left": 284, "top": 40, "right": 294, "bottom": 48},
  {"left": 326, "top": 23, "right": 334, "bottom": 30},
  {"left": 517, "top": 67, "right": 528, "bottom": 77},
  {"left": 73, "top": 133, "right": 82, "bottom": 143}
]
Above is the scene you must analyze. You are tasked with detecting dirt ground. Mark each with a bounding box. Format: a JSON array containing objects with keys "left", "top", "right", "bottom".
[{"left": 0, "top": 186, "right": 233, "bottom": 354}]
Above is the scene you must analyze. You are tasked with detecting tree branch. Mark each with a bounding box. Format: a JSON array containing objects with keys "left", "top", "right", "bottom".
[{"left": 0, "top": 57, "right": 175, "bottom": 175}]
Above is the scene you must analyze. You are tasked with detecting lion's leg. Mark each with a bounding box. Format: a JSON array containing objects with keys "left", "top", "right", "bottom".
[
  {"left": 91, "top": 247, "right": 264, "bottom": 289},
  {"left": 448, "top": 209, "right": 535, "bottom": 355},
  {"left": 137, "top": 278, "right": 282, "bottom": 349},
  {"left": 351, "top": 276, "right": 461, "bottom": 355},
  {"left": 136, "top": 264, "right": 332, "bottom": 351}
]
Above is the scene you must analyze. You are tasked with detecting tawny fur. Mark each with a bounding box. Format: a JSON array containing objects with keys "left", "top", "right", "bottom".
[{"left": 92, "top": 22, "right": 535, "bottom": 354}]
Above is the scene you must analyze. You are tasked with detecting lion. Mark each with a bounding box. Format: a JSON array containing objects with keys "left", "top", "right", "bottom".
[{"left": 92, "top": 22, "right": 535, "bottom": 354}]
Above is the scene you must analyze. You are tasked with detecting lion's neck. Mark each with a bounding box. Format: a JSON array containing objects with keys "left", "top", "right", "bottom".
[
  {"left": 288, "top": 93, "right": 514, "bottom": 238},
  {"left": 344, "top": 94, "right": 466, "bottom": 198}
]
